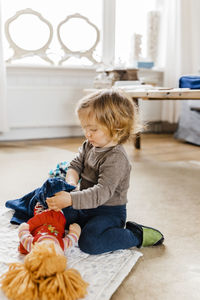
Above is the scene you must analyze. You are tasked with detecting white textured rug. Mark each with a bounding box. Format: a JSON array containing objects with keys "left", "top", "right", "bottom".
[{"left": 0, "top": 207, "right": 142, "bottom": 300}]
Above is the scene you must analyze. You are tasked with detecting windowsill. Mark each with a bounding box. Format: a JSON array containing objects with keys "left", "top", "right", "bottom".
[
  {"left": 6, "top": 63, "right": 164, "bottom": 73},
  {"left": 6, "top": 63, "right": 97, "bottom": 71},
  {"left": 138, "top": 68, "right": 164, "bottom": 73}
]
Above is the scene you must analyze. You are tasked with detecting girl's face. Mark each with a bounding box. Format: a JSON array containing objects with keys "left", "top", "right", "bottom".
[{"left": 80, "top": 115, "right": 116, "bottom": 148}]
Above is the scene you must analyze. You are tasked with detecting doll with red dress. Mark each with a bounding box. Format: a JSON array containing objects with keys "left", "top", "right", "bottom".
[
  {"left": 0, "top": 202, "right": 88, "bottom": 300},
  {"left": 18, "top": 202, "right": 80, "bottom": 254}
]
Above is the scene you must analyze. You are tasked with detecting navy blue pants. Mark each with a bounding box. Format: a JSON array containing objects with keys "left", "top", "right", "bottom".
[{"left": 62, "top": 205, "right": 140, "bottom": 254}]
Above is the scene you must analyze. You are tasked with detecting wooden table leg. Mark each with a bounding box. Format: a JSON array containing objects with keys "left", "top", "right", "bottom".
[
  {"left": 134, "top": 132, "right": 141, "bottom": 149},
  {"left": 132, "top": 97, "right": 141, "bottom": 149}
]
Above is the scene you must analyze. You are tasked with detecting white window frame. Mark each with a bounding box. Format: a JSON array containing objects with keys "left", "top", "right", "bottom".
[
  {"left": 4, "top": 0, "right": 162, "bottom": 70},
  {"left": 4, "top": 0, "right": 116, "bottom": 69},
  {"left": 102, "top": 0, "right": 115, "bottom": 66}
]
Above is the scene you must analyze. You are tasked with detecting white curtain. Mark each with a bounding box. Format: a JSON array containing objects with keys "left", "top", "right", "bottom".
[
  {"left": 0, "top": 1, "right": 8, "bottom": 133},
  {"left": 160, "top": 0, "right": 200, "bottom": 123}
]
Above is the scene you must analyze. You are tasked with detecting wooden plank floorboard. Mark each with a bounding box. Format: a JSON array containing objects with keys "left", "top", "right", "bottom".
[{"left": 0, "top": 134, "right": 199, "bottom": 162}]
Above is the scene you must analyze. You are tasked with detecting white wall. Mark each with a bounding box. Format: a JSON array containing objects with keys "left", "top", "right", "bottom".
[{"left": 0, "top": 66, "right": 163, "bottom": 141}]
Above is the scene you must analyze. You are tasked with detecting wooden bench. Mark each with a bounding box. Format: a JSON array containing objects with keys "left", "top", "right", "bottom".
[{"left": 84, "top": 88, "right": 200, "bottom": 149}]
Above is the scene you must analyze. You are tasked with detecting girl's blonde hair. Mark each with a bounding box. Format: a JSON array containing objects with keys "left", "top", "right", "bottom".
[
  {"left": 0, "top": 243, "right": 88, "bottom": 300},
  {"left": 77, "top": 88, "right": 142, "bottom": 144}
]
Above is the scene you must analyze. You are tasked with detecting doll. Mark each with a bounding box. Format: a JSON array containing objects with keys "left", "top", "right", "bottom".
[{"left": 0, "top": 202, "right": 88, "bottom": 300}]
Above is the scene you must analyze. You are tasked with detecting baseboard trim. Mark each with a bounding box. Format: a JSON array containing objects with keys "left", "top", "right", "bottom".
[
  {"left": 0, "top": 122, "right": 178, "bottom": 141},
  {"left": 0, "top": 125, "right": 82, "bottom": 141}
]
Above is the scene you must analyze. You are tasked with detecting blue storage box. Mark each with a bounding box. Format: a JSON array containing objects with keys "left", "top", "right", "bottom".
[
  {"left": 137, "top": 61, "right": 154, "bottom": 69},
  {"left": 179, "top": 75, "right": 200, "bottom": 89}
]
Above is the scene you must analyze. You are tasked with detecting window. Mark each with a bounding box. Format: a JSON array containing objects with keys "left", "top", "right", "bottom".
[
  {"left": 115, "top": 0, "right": 159, "bottom": 66},
  {"left": 2, "top": 0, "right": 162, "bottom": 67},
  {"left": 2, "top": 0, "right": 102, "bottom": 66}
]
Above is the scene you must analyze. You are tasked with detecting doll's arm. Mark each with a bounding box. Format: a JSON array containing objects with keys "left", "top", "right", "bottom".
[
  {"left": 63, "top": 223, "right": 81, "bottom": 251},
  {"left": 18, "top": 223, "right": 34, "bottom": 253}
]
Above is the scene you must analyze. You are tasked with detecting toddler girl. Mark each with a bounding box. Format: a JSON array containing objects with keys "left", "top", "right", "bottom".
[{"left": 47, "top": 88, "right": 164, "bottom": 254}]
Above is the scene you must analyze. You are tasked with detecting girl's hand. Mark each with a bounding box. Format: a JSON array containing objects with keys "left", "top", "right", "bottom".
[{"left": 46, "top": 191, "right": 72, "bottom": 211}]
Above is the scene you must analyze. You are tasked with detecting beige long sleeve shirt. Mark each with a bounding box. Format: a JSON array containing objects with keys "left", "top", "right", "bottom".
[{"left": 69, "top": 140, "right": 131, "bottom": 210}]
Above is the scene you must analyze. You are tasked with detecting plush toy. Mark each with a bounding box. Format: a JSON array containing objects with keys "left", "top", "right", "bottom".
[
  {"left": 0, "top": 203, "right": 88, "bottom": 300},
  {"left": 49, "top": 161, "right": 70, "bottom": 180}
]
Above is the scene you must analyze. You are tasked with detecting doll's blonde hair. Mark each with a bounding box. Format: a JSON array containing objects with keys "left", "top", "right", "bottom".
[
  {"left": 0, "top": 243, "right": 88, "bottom": 300},
  {"left": 77, "top": 88, "right": 142, "bottom": 144}
]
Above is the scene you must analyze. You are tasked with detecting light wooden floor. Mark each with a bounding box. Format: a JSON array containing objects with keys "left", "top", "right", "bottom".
[
  {"left": 1, "top": 133, "right": 199, "bottom": 162},
  {"left": 125, "top": 133, "right": 200, "bottom": 162},
  {"left": 0, "top": 133, "right": 199, "bottom": 300}
]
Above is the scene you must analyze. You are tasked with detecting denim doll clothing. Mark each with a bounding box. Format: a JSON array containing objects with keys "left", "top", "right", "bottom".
[{"left": 5, "top": 178, "right": 76, "bottom": 224}]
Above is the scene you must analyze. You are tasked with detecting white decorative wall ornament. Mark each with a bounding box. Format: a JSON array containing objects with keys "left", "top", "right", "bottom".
[
  {"left": 5, "top": 8, "right": 54, "bottom": 64},
  {"left": 146, "top": 10, "right": 160, "bottom": 63},
  {"left": 57, "top": 13, "right": 100, "bottom": 65},
  {"left": 133, "top": 33, "right": 142, "bottom": 61}
]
